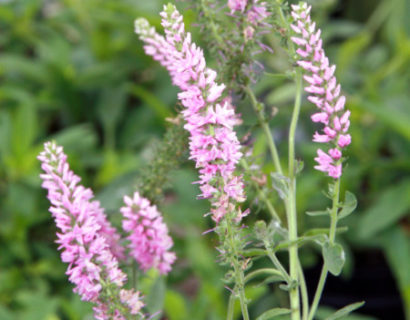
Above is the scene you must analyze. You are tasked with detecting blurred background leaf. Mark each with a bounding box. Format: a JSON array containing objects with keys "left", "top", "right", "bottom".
[{"left": 0, "top": 0, "right": 409, "bottom": 319}]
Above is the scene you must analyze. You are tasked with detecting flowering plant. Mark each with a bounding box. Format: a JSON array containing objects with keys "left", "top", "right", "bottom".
[{"left": 38, "top": 1, "right": 363, "bottom": 319}]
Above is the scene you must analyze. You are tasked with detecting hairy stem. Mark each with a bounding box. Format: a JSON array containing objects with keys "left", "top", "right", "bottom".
[
  {"left": 287, "top": 187, "right": 301, "bottom": 320},
  {"left": 200, "top": 0, "right": 225, "bottom": 48},
  {"left": 227, "top": 293, "right": 235, "bottom": 320},
  {"left": 283, "top": 64, "right": 303, "bottom": 320},
  {"left": 264, "top": 242, "right": 292, "bottom": 284},
  {"left": 244, "top": 86, "right": 283, "bottom": 174},
  {"left": 226, "top": 220, "right": 250, "bottom": 320},
  {"left": 298, "top": 261, "right": 309, "bottom": 320},
  {"left": 307, "top": 179, "right": 341, "bottom": 320},
  {"left": 240, "top": 159, "right": 281, "bottom": 221},
  {"left": 288, "top": 71, "right": 302, "bottom": 178}
]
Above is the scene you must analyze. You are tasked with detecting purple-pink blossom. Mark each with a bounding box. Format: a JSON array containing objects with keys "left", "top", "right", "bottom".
[
  {"left": 135, "top": 5, "right": 248, "bottom": 222},
  {"left": 291, "top": 2, "right": 351, "bottom": 179},
  {"left": 120, "top": 192, "right": 176, "bottom": 274},
  {"left": 38, "top": 142, "right": 143, "bottom": 319}
]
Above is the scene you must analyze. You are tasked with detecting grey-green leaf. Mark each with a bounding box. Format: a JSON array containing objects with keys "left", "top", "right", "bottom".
[
  {"left": 306, "top": 209, "right": 330, "bottom": 217},
  {"left": 256, "top": 308, "right": 291, "bottom": 320},
  {"left": 338, "top": 191, "right": 357, "bottom": 219},
  {"left": 358, "top": 179, "right": 410, "bottom": 239},
  {"left": 324, "top": 301, "right": 365, "bottom": 320},
  {"left": 271, "top": 173, "right": 290, "bottom": 200},
  {"left": 322, "top": 242, "right": 345, "bottom": 276}
]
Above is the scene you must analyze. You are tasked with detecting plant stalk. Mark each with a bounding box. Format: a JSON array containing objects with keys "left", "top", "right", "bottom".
[
  {"left": 265, "top": 242, "right": 293, "bottom": 284},
  {"left": 226, "top": 219, "right": 250, "bottom": 320},
  {"left": 244, "top": 86, "right": 283, "bottom": 174},
  {"left": 227, "top": 293, "right": 235, "bottom": 320},
  {"left": 285, "top": 65, "right": 303, "bottom": 320},
  {"left": 240, "top": 159, "right": 281, "bottom": 222},
  {"left": 307, "top": 179, "right": 341, "bottom": 320}
]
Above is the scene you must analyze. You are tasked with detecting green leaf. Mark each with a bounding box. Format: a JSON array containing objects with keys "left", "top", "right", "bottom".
[
  {"left": 145, "top": 276, "right": 166, "bottom": 317},
  {"left": 324, "top": 301, "right": 365, "bottom": 320},
  {"left": 306, "top": 209, "right": 330, "bottom": 217},
  {"left": 358, "top": 179, "right": 410, "bottom": 238},
  {"left": 266, "top": 83, "right": 296, "bottom": 105},
  {"left": 256, "top": 308, "right": 291, "bottom": 320},
  {"left": 244, "top": 268, "right": 283, "bottom": 284},
  {"left": 164, "top": 290, "right": 188, "bottom": 320},
  {"left": 130, "top": 84, "right": 171, "bottom": 120},
  {"left": 254, "top": 275, "right": 286, "bottom": 288},
  {"left": 304, "top": 227, "right": 348, "bottom": 237},
  {"left": 322, "top": 241, "right": 345, "bottom": 276},
  {"left": 51, "top": 124, "right": 98, "bottom": 153},
  {"left": 97, "top": 85, "right": 127, "bottom": 148},
  {"left": 355, "top": 98, "right": 410, "bottom": 140},
  {"left": 338, "top": 191, "right": 357, "bottom": 219},
  {"left": 271, "top": 173, "right": 290, "bottom": 200},
  {"left": 382, "top": 227, "right": 410, "bottom": 319}
]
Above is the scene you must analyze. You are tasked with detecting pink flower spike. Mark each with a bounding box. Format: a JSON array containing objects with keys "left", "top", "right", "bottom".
[
  {"left": 38, "top": 142, "right": 141, "bottom": 319},
  {"left": 135, "top": 5, "right": 247, "bottom": 223},
  {"left": 291, "top": 2, "right": 352, "bottom": 178},
  {"left": 121, "top": 191, "right": 176, "bottom": 275}
]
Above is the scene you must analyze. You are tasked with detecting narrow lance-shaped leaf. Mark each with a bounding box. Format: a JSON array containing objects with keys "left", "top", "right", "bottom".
[
  {"left": 324, "top": 301, "right": 365, "bottom": 320},
  {"left": 256, "top": 308, "right": 292, "bottom": 320}
]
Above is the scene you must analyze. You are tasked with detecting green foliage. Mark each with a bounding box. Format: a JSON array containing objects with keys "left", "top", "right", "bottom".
[
  {"left": 324, "top": 301, "right": 365, "bottom": 320},
  {"left": 255, "top": 307, "right": 291, "bottom": 320},
  {"left": 322, "top": 241, "right": 345, "bottom": 276}
]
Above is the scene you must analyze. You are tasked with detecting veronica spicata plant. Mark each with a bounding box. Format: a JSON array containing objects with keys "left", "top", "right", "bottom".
[{"left": 39, "top": 1, "right": 361, "bottom": 319}]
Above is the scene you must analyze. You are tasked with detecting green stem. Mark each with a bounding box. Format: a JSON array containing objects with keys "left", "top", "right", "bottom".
[
  {"left": 287, "top": 187, "right": 301, "bottom": 320},
  {"left": 244, "top": 86, "right": 283, "bottom": 174},
  {"left": 200, "top": 0, "right": 225, "bottom": 48},
  {"left": 298, "top": 261, "right": 309, "bottom": 320},
  {"left": 240, "top": 159, "right": 281, "bottom": 221},
  {"left": 244, "top": 268, "right": 283, "bottom": 283},
  {"left": 237, "top": 274, "right": 250, "bottom": 320},
  {"left": 286, "top": 69, "right": 303, "bottom": 320},
  {"left": 226, "top": 220, "right": 250, "bottom": 320},
  {"left": 288, "top": 71, "right": 302, "bottom": 179},
  {"left": 227, "top": 293, "right": 235, "bottom": 320},
  {"left": 264, "top": 243, "right": 293, "bottom": 284},
  {"left": 132, "top": 260, "right": 137, "bottom": 290},
  {"left": 307, "top": 179, "right": 341, "bottom": 320}
]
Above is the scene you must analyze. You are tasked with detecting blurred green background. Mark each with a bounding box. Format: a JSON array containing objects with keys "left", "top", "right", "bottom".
[{"left": 0, "top": 0, "right": 409, "bottom": 319}]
